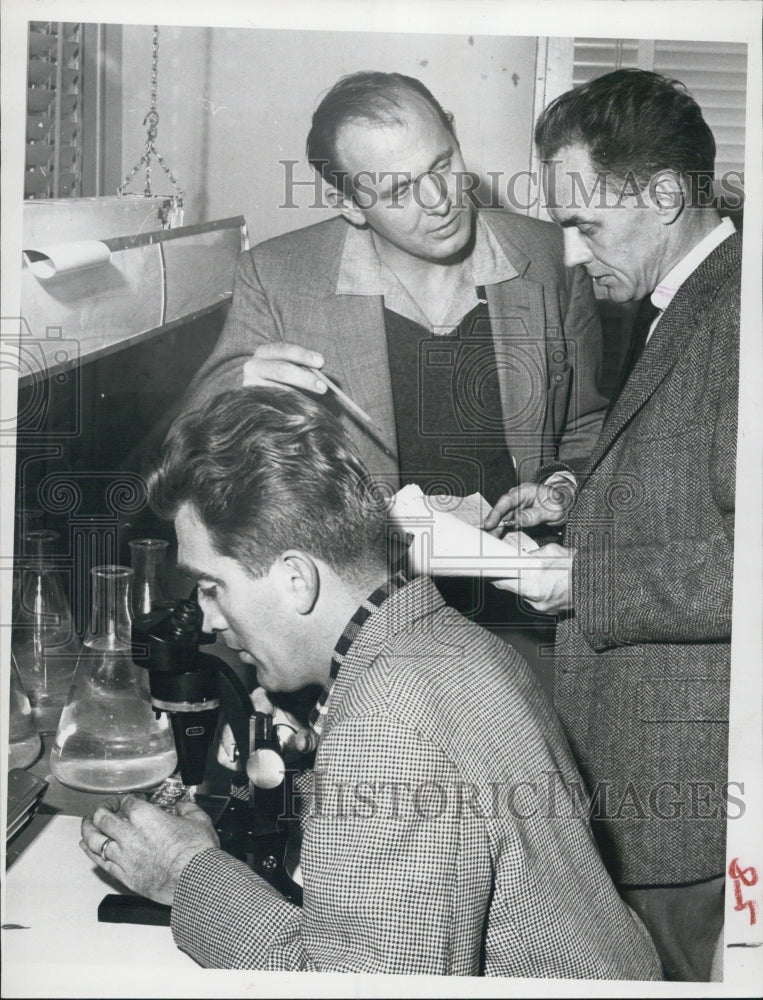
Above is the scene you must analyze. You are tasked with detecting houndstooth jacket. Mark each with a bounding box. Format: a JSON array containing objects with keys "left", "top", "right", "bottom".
[{"left": 171, "top": 577, "right": 661, "bottom": 978}]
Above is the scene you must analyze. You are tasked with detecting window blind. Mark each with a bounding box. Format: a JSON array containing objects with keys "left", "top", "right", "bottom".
[
  {"left": 651, "top": 40, "right": 747, "bottom": 180},
  {"left": 26, "top": 22, "right": 83, "bottom": 199},
  {"left": 563, "top": 38, "right": 748, "bottom": 396},
  {"left": 572, "top": 38, "right": 641, "bottom": 86},
  {"left": 572, "top": 37, "right": 748, "bottom": 180}
]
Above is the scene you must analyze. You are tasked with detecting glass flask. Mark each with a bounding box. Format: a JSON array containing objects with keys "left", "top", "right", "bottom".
[
  {"left": 8, "top": 650, "right": 42, "bottom": 770},
  {"left": 12, "top": 530, "right": 81, "bottom": 733},
  {"left": 128, "top": 538, "right": 173, "bottom": 622},
  {"left": 51, "top": 565, "right": 177, "bottom": 793},
  {"left": 12, "top": 508, "right": 43, "bottom": 606}
]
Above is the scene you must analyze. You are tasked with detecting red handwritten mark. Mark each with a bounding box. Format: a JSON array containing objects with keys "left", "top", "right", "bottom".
[{"left": 729, "top": 858, "right": 759, "bottom": 925}]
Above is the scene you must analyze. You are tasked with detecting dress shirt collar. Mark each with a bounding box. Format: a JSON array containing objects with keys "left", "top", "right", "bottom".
[
  {"left": 651, "top": 216, "right": 736, "bottom": 314},
  {"left": 644, "top": 217, "right": 735, "bottom": 344},
  {"left": 308, "top": 570, "right": 409, "bottom": 737},
  {"left": 335, "top": 212, "right": 518, "bottom": 332}
]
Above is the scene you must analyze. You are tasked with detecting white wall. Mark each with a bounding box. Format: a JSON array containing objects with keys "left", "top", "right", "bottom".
[{"left": 121, "top": 25, "right": 538, "bottom": 239}]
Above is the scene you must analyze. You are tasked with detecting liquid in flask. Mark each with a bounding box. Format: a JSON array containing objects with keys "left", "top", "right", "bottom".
[{"left": 51, "top": 565, "right": 177, "bottom": 793}]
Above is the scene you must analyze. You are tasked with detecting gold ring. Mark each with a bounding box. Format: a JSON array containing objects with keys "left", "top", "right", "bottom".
[{"left": 99, "top": 836, "right": 113, "bottom": 859}]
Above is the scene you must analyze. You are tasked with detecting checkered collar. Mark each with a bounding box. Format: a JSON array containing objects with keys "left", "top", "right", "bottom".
[{"left": 308, "top": 570, "right": 409, "bottom": 737}]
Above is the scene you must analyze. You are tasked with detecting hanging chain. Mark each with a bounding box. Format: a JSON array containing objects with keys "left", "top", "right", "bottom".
[{"left": 118, "top": 25, "right": 184, "bottom": 211}]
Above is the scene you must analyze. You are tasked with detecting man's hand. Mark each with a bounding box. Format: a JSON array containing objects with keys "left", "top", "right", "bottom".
[
  {"left": 483, "top": 480, "right": 576, "bottom": 531},
  {"left": 80, "top": 794, "right": 219, "bottom": 906},
  {"left": 243, "top": 342, "right": 329, "bottom": 395},
  {"left": 492, "top": 542, "right": 575, "bottom": 615}
]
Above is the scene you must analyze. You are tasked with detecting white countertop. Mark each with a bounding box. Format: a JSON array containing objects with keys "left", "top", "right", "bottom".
[{"left": 2, "top": 814, "right": 198, "bottom": 997}]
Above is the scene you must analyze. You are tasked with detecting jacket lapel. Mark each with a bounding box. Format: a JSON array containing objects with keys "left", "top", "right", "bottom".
[
  {"left": 481, "top": 217, "right": 549, "bottom": 461},
  {"left": 312, "top": 235, "right": 399, "bottom": 479},
  {"left": 589, "top": 311, "right": 690, "bottom": 465},
  {"left": 587, "top": 233, "right": 741, "bottom": 471}
]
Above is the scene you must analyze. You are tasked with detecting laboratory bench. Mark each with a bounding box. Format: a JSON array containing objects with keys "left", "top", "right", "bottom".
[{"left": 3, "top": 732, "right": 305, "bottom": 991}]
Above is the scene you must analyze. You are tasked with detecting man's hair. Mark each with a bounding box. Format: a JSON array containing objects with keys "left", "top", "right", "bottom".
[
  {"left": 307, "top": 70, "right": 455, "bottom": 198},
  {"left": 149, "top": 387, "right": 389, "bottom": 579},
  {"left": 535, "top": 69, "right": 716, "bottom": 192}
]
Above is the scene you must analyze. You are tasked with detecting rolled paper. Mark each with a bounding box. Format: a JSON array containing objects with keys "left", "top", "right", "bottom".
[{"left": 23, "top": 240, "right": 111, "bottom": 279}]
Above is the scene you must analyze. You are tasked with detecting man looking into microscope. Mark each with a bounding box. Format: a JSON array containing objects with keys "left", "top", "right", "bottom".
[{"left": 81, "top": 387, "right": 659, "bottom": 978}]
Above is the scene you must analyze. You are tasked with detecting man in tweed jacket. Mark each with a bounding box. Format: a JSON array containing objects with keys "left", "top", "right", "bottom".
[
  {"left": 485, "top": 70, "right": 740, "bottom": 980},
  {"left": 81, "top": 388, "right": 660, "bottom": 979}
]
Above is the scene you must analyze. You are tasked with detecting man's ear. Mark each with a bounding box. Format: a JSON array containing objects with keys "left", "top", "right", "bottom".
[
  {"left": 325, "top": 186, "right": 366, "bottom": 227},
  {"left": 649, "top": 170, "right": 685, "bottom": 224},
  {"left": 275, "top": 550, "right": 320, "bottom": 615}
]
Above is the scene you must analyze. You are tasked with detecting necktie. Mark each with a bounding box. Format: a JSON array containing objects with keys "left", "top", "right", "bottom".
[{"left": 605, "top": 296, "right": 661, "bottom": 419}]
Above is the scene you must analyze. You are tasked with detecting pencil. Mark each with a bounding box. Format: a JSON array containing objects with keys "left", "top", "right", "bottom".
[{"left": 311, "top": 369, "right": 399, "bottom": 463}]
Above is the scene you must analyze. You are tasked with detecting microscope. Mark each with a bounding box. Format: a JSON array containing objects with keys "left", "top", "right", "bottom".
[
  {"left": 132, "top": 596, "right": 254, "bottom": 792},
  {"left": 96, "top": 596, "right": 302, "bottom": 927}
]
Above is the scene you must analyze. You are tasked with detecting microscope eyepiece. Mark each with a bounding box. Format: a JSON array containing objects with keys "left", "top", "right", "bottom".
[{"left": 167, "top": 599, "right": 203, "bottom": 643}]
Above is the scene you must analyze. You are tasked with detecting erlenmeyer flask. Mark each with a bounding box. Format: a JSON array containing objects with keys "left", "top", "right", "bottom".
[
  {"left": 51, "top": 565, "right": 177, "bottom": 792},
  {"left": 12, "top": 508, "right": 43, "bottom": 607},
  {"left": 129, "top": 538, "right": 173, "bottom": 622},
  {"left": 12, "top": 530, "right": 81, "bottom": 733},
  {"left": 9, "top": 650, "right": 42, "bottom": 770}
]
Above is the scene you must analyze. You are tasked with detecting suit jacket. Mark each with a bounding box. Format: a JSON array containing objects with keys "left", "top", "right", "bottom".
[
  {"left": 171, "top": 577, "right": 661, "bottom": 978},
  {"left": 186, "top": 211, "right": 606, "bottom": 483},
  {"left": 554, "top": 232, "right": 741, "bottom": 886}
]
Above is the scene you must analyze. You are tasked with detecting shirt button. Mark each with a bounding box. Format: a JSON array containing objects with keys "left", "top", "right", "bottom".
[{"left": 553, "top": 373, "right": 565, "bottom": 383}]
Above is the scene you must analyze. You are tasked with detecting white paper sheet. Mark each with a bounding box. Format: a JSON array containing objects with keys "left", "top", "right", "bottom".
[{"left": 388, "top": 484, "right": 539, "bottom": 579}]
